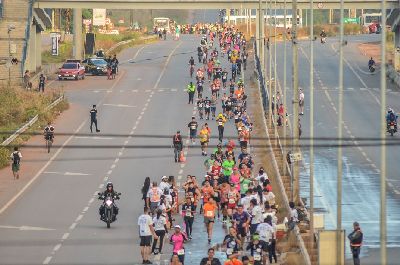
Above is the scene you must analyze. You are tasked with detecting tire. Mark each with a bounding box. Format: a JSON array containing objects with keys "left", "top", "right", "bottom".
[
  {"left": 75, "top": 75, "right": 79, "bottom": 80},
  {"left": 390, "top": 130, "right": 394, "bottom": 136},
  {"left": 47, "top": 140, "right": 51, "bottom": 153},
  {"left": 82, "top": 74, "right": 85, "bottom": 80}
]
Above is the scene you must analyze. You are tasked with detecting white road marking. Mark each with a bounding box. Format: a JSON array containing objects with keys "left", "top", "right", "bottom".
[
  {"left": 62, "top": 233, "right": 70, "bottom": 240},
  {"left": 98, "top": 184, "right": 104, "bottom": 189},
  {"left": 178, "top": 169, "right": 183, "bottom": 174},
  {"left": 145, "top": 89, "right": 151, "bottom": 92},
  {"left": 75, "top": 215, "right": 83, "bottom": 222},
  {"left": 171, "top": 88, "right": 177, "bottom": 92},
  {"left": 118, "top": 151, "right": 123, "bottom": 156},
  {"left": 83, "top": 206, "right": 89, "bottom": 212},
  {"left": 158, "top": 89, "right": 164, "bottom": 92},
  {"left": 107, "top": 170, "right": 112, "bottom": 175},
  {"left": 0, "top": 225, "right": 55, "bottom": 231},
  {"left": 110, "top": 164, "right": 116, "bottom": 169},
  {"left": 103, "top": 103, "right": 136, "bottom": 108},
  {"left": 43, "top": 256, "right": 52, "bottom": 264},
  {"left": 178, "top": 175, "right": 182, "bottom": 180},
  {"left": 132, "top": 89, "right": 138, "bottom": 92},
  {"left": 69, "top": 223, "right": 77, "bottom": 230},
  {"left": 88, "top": 198, "right": 94, "bottom": 204},
  {"left": 53, "top": 244, "right": 61, "bottom": 252},
  {"left": 114, "top": 158, "right": 119, "bottom": 163},
  {"left": 75, "top": 136, "right": 114, "bottom": 140},
  {"left": 138, "top": 116, "right": 142, "bottom": 120}
]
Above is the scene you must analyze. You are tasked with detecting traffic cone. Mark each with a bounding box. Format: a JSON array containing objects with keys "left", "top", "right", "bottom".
[{"left": 180, "top": 152, "right": 186, "bottom": 163}]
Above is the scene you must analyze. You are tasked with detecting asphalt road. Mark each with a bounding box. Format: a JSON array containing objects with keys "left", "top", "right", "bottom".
[
  {"left": 270, "top": 34, "right": 400, "bottom": 263},
  {"left": 0, "top": 30, "right": 242, "bottom": 264}
]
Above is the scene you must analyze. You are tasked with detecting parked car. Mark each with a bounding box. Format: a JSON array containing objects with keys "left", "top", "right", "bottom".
[
  {"left": 82, "top": 58, "right": 108, "bottom": 75},
  {"left": 58, "top": 61, "right": 85, "bottom": 80}
]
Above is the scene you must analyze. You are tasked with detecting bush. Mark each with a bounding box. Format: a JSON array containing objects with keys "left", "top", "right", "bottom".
[
  {"left": 0, "top": 148, "right": 9, "bottom": 168},
  {"left": 42, "top": 42, "right": 73, "bottom": 64}
]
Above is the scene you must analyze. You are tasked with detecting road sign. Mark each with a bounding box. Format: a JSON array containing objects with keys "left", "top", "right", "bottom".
[
  {"left": 344, "top": 17, "right": 359, "bottom": 24},
  {"left": 50, "top": 32, "right": 61, "bottom": 56},
  {"left": 317, "top": 2, "right": 323, "bottom": 9},
  {"left": 289, "top": 152, "right": 302, "bottom": 163}
]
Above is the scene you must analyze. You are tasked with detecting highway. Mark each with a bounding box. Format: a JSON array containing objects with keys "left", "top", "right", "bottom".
[
  {"left": 271, "top": 34, "right": 400, "bottom": 263},
  {"left": 0, "top": 31, "right": 243, "bottom": 263}
]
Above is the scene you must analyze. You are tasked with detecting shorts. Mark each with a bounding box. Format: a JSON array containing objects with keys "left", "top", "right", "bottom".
[
  {"left": 299, "top": 100, "right": 304, "bottom": 107},
  {"left": 260, "top": 240, "right": 269, "bottom": 251},
  {"left": 250, "top": 223, "right": 259, "bottom": 235},
  {"left": 237, "top": 226, "right": 247, "bottom": 237},
  {"left": 201, "top": 141, "right": 208, "bottom": 147},
  {"left": 190, "top": 130, "right": 197, "bottom": 139},
  {"left": 140, "top": 235, "right": 152, "bottom": 246},
  {"left": 225, "top": 106, "right": 232, "bottom": 112},
  {"left": 227, "top": 203, "right": 236, "bottom": 210},
  {"left": 204, "top": 216, "right": 215, "bottom": 225},
  {"left": 150, "top": 202, "right": 159, "bottom": 213},
  {"left": 220, "top": 202, "right": 227, "bottom": 209},
  {"left": 12, "top": 163, "right": 20, "bottom": 172}
]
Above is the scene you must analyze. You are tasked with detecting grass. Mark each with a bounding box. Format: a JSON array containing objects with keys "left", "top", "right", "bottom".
[
  {"left": 95, "top": 31, "right": 142, "bottom": 52},
  {"left": 0, "top": 86, "right": 69, "bottom": 169},
  {"left": 42, "top": 42, "right": 73, "bottom": 64}
]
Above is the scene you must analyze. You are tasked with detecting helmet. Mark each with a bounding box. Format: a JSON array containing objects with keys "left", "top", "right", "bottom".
[
  {"left": 106, "top": 182, "right": 113, "bottom": 189},
  {"left": 388, "top": 108, "right": 393, "bottom": 113}
]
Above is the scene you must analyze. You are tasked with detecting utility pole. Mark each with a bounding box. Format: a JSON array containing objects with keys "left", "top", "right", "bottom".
[
  {"left": 292, "top": 0, "right": 300, "bottom": 203},
  {"left": 309, "top": 0, "right": 315, "bottom": 251},
  {"left": 380, "top": 1, "right": 387, "bottom": 264},
  {"left": 337, "top": 0, "right": 344, "bottom": 263},
  {"left": 268, "top": 0, "right": 272, "bottom": 126},
  {"left": 283, "top": 0, "right": 287, "bottom": 177}
]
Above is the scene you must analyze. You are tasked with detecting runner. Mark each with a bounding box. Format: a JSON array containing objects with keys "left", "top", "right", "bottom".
[{"left": 203, "top": 197, "right": 218, "bottom": 244}]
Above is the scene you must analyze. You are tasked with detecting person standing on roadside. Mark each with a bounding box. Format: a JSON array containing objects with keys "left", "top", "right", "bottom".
[
  {"left": 90, "top": 105, "right": 100, "bottom": 133},
  {"left": 173, "top": 130, "right": 183, "bottom": 163},
  {"left": 10, "top": 147, "right": 22, "bottom": 180},
  {"left": 348, "top": 221, "right": 363, "bottom": 265},
  {"left": 299, "top": 88, "right": 305, "bottom": 115},
  {"left": 200, "top": 248, "right": 222, "bottom": 265},
  {"left": 187, "top": 82, "right": 195, "bottom": 104},
  {"left": 138, "top": 206, "right": 158, "bottom": 264},
  {"left": 38, "top": 74, "right": 45, "bottom": 93}
]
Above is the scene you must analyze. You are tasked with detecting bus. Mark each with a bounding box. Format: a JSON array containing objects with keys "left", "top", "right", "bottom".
[{"left": 153, "top": 17, "right": 171, "bottom": 33}]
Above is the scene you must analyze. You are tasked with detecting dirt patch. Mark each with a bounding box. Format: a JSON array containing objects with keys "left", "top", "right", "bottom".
[{"left": 358, "top": 42, "right": 381, "bottom": 62}]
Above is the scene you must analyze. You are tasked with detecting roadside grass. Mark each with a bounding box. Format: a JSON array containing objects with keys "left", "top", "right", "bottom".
[
  {"left": 95, "top": 31, "right": 142, "bottom": 52},
  {"left": 42, "top": 42, "right": 73, "bottom": 64},
  {"left": 0, "top": 86, "right": 68, "bottom": 169}
]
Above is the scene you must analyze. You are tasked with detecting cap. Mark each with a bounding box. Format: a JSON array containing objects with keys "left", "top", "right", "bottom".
[
  {"left": 177, "top": 130, "right": 180, "bottom": 133},
  {"left": 162, "top": 176, "right": 168, "bottom": 180},
  {"left": 238, "top": 127, "right": 242, "bottom": 131},
  {"left": 353, "top": 221, "right": 360, "bottom": 227},
  {"left": 174, "top": 225, "right": 181, "bottom": 229},
  {"left": 230, "top": 183, "right": 235, "bottom": 187}
]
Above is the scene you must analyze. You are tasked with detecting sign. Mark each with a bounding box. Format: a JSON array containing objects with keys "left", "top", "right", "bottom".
[
  {"left": 10, "top": 42, "right": 16, "bottom": 54},
  {"left": 50, "top": 32, "right": 61, "bottom": 56},
  {"left": 83, "top": 19, "right": 92, "bottom": 26},
  {"left": 344, "top": 17, "right": 359, "bottom": 24},
  {"left": 93, "top": 9, "right": 106, "bottom": 26},
  {"left": 317, "top": 2, "right": 323, "bottom": 9},
  {"left": 289, "top": 152, "right": 302, "bottom": 163}
]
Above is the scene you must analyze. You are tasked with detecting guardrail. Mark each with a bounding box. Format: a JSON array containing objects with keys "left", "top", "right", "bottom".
[
  {"left": 0, "top": 94, "right": 64, "bottom": 146},
  {"left": 105, "top": 35, "right": 158, "bottom": 55},
  {"left": 253, "top": 40, "right": 312, "bottom": 265}
]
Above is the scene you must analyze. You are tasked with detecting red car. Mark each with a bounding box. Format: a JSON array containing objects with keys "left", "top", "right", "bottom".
[{"left": 58, "top": 60, "right": 85, "bottom": 80}]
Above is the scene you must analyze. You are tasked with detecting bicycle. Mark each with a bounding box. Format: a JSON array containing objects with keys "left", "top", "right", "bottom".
[{"left": 45, "top": 134, "right": 53, "bottom": 153}]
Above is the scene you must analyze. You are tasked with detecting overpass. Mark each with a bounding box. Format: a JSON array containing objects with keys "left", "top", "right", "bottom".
[{"left": 35, "top": 0, "right": 399, "bottom": 10}]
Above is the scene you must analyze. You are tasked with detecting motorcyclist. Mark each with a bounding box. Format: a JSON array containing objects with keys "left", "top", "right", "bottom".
[
  {"left": 320, "top": 30, "right": 327, "bottom": 43},
  {"left": 43, "top": 122, "right": 55, "bottom": 142},
  {"left": 386, "top": 108, "right": 398, "bottom": 130},
  {"left": 99, "top": 182, "right": 120, "bottom": 221}
]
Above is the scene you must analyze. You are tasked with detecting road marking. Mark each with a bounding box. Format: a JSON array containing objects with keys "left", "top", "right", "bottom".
[
  {"left": 132, "top": 89, "right": 138, "bottom": 92},
  {"left": 0, "top": 225, "right": 55, "bottom": 231},
  {"left": 158, "top": 89, "right": 164, "bottom": 92},
  {"left": 114, "top": 158, "right": 119, "bottom": 163},
  {"left": 171, "top": 88, "right": 177, "bottom": 92},
  {"left": 153, "top": 42, "right": 182, "bottom": 89},
  {"left": 107, "top": 170, "right": 112, "bottom": 175},
  {"left": 83, "top": 206, "right": 89, "bottom": 212},
  {"left": 178, "top": 169, "right": 183, "bottom": 174},
  {"left": 118, "top": 151, "right": 123, "bottom": 156},
  {"left": 75, "top": 215, "right": 83, "bottom": 222},
  {"left": 145, "top": 89, "right": 151, "bottom": 92},
  {"left": 53, "top": 244, "right": 61, "bottom": 252},
  {"left": 88, "top": 198, "right": 94, "bottom": 204},
  {"left": 103, "top": 103, "right": 136, "bottom": 108},
  {"left": 69, "top": 223, "right": 77, "bottom": 230},
  {"left": 75, "top": 136, "right": 114, "bottom": 140},
  {"left": 61, "top": 233, "right": 69, "bottom": 240},
  {"left": 43, "top": 256, "right": 52, "bottom": 264},
  {"left": 110, "top": 164, "right": 116, "bottom": 169},
  {"left": 98, "top": 183, "right": 104, "bottom": 189}
]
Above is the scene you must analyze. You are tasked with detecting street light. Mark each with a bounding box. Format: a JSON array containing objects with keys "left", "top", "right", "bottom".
[{"left": 7, "top": 24, "right": 15, "bottom": 88}]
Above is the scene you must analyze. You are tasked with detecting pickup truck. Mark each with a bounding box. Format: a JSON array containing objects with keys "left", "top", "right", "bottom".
[{"left": 58, "top": 60, "right": 85, "bottom": 80}]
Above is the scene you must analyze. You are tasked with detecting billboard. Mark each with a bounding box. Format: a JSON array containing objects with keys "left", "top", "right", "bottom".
[{"left": 93, "top": 9, "right": 106, "bottom": 26}]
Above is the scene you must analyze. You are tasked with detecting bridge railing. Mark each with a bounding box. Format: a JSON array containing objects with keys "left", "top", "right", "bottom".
[{"left": 253, "top": 40, "right": 269, "bottom": 112}]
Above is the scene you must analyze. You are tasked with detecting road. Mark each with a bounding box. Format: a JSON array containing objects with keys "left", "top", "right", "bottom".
[
  {"left": 0, "top": 30, "right": 245, "bottom": 265},
  {"left": 270, "top": 34, "right": 400, "bottom": 263}
]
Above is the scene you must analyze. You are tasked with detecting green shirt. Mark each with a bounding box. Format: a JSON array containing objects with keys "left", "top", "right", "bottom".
[
  {"left": 240, "top": 177, "right": 251, "bottom": 194},
  {"left": 222, "top": 159, "right": 235, "bottom": 176}
]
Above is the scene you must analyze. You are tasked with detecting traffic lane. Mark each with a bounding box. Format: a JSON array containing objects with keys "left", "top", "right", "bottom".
[
  {"left": 48, "top": 40, "right": 185, "bottom": 264},
  {"left": 296, "top": 41, "right": 400, "bottom": 247},
  {"left": 0, "top": 40, "right": 178, "bottom": 262}
]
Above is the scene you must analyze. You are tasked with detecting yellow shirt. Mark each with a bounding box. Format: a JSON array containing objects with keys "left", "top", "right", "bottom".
[{"left": 199, "top": 129, "right": 209, "bottom": 143}]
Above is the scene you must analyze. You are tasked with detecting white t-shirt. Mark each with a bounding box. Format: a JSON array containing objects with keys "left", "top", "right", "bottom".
[
  {"left": 147, "top": 187, "right": 163, "bottom": 203},
  {"left": 240, "top": 196, "right": 251, "bottom": 211},
  {"left": 251, "top": 205, "right": 263, "bottom": 224},
  {"left": 138, "top": 214, "right": 153, "bottom": 236},
  {"left": 159, "top": 181, "right": 170, "bottom": 193},
  {"left": 290, "top": 208, "right": 299, "bottom": 222},
  {"left": 263, "top": 191, "right": 276, "bottom": 205},
  {"left": 255, "top": 173, "right": 268, "bottom": 186},
  {"left": 263, "top": 211, "right": 278, "bottom": 225},
  {"left": 256, "top": 222, "right": 273, "bottom": 242},
  {"left": 153, "top": 215, "right": 167, "bottom": 231}
]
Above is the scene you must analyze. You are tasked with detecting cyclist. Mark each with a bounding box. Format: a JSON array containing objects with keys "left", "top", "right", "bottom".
[
  {"left": 173, "top": 131, "right": 183, "bottom": 163},
  {"left": 43, "top": 122, "right": 55, "bottom": 143}
]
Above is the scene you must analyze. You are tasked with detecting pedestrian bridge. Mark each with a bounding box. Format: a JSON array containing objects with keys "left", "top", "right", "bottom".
[{"left": 35, "top": 0, "right": 398, "bottom": 10}]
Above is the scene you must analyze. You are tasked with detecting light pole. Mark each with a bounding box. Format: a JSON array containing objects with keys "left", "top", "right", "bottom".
[{"left": 7, "top": 24, "right": 15, "bottom": 88}]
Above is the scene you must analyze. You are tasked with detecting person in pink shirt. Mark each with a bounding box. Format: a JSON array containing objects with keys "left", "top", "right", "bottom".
[
  {"left": 170, "top": 225, "right": 188, "bottom": 264},
  {"left": 230, "top": 167, "right": 241, "bottom": 192}
]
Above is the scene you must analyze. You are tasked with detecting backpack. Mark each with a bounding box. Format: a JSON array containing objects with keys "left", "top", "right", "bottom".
[
  {"left": 390, "top": 113, "right": 395, "bottom": 121},
  {"left": 13, "top": 152, "right": 20, "bottom": 165}
]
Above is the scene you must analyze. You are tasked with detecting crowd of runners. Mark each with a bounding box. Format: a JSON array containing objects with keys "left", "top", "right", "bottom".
[{"left": 138, "top": 24, "right": 288, "bottom": 265}]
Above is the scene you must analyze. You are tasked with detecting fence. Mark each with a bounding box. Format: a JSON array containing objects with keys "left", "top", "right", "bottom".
[{"left": 252, "top": 39, "right": 312, "bottom": 265}]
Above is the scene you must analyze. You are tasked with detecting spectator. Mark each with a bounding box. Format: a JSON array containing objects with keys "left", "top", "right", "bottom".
[{"left": 200, "top": 248, "right": 222, "bottom": 265}]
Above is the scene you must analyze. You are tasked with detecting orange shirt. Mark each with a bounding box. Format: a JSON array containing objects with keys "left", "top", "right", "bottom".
[
  {"left": 202, "top": 186, "right": 214, "bottom": 202},
  {"left": 224, "top": 258, "right": 243, "bottom": 265},
  {"left": 203, "top": 202, "right": 217, "bottom": 218}
]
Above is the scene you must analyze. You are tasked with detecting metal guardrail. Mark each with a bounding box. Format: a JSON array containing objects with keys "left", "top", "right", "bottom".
[
  {"left": 106, "top": 35, "right": 157, "bottom": 55},
  {"left": 1, "top": 94, "right": 64, "bottom": 147},
  {"left": 253, "top": 40, "right": 312, "bottom": 265}
]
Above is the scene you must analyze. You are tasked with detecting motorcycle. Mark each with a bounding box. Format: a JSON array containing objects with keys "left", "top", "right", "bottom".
[
  {"left": 98, "top": 192, "right": 121, "bottom": 228},
  {"left": 388, "top": 121, "right": 397, "bottom": 136},
  {"left": 369, "top": 64, "right": 375, "bottom": 73}
]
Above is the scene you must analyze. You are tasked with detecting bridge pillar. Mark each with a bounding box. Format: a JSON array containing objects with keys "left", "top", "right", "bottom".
[
  {"left": 26, "top": 20, "right": 37, "bottom": 72},
  {"left": 73, "top": 8, "right": 83, "bottom": 60},
  {"left": 256, "top": 8, "right": 260, "bottom": 53},
  {"left": 394, "top": 25, "right": 400, "bottom": 71}
]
